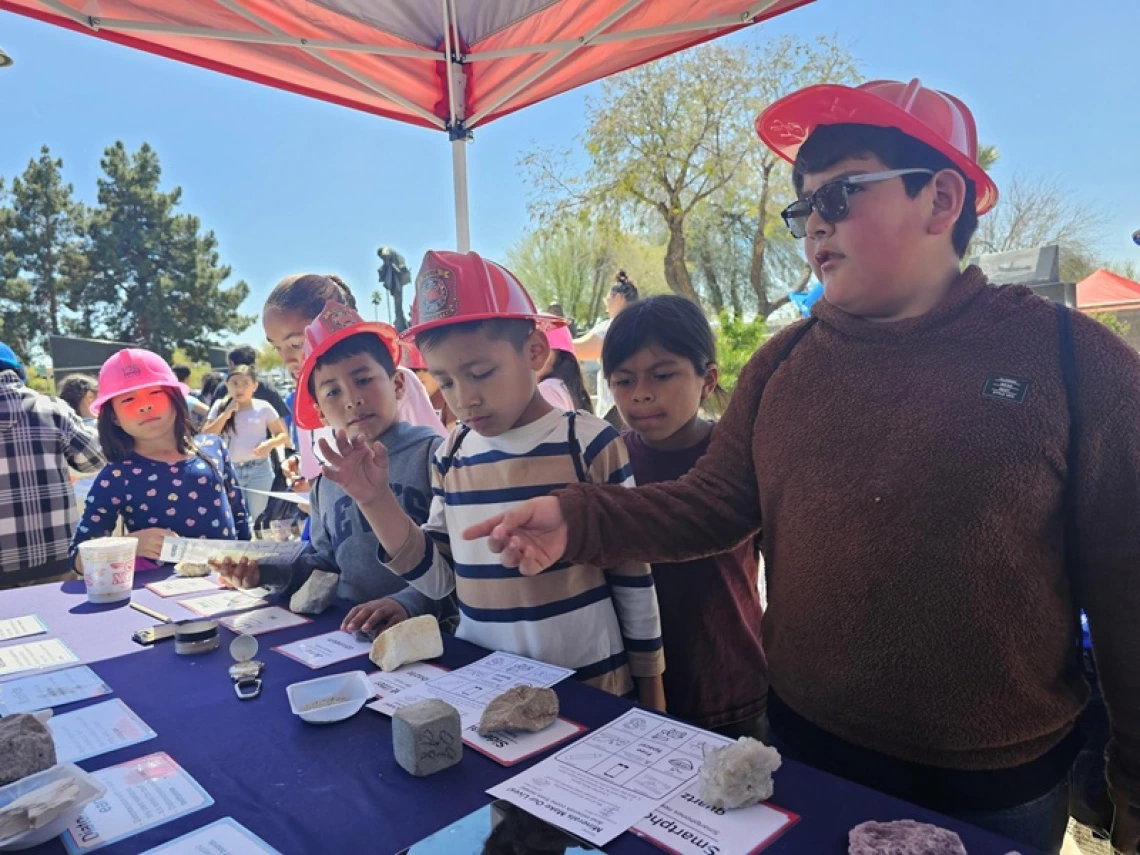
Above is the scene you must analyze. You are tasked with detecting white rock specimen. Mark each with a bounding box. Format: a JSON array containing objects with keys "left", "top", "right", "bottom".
[
  {"left": 0, "top": 715, "right": 57, "bottom": 786},
  {"left": 174, "top": 561, "right": 211, "bottom": 578},
  {"left": 698, "top": 737, "right": 781, "bottom": 810},
  {"left": 370, "top": 615, "right": 443, "bottom": 672},
  {"left": 289, "top": 569, "right": 339, "bottom": 615},
  {"left": 477, "top": 686, "right": 559, "bottom": 735},
  {"left": 848, "top": 820, "right": 967, "bottom": 855},
  {"left": 0, "top": 767, "right": 103, "bottom": 842}
]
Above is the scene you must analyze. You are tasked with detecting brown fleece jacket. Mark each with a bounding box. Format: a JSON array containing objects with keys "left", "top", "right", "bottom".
[{"left": 559, "top": 267, "right": 1140, "bottom": 806}]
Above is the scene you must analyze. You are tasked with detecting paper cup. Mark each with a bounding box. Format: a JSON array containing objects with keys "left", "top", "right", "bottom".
[{"left": 77, "top": 537, "right": 137, "bottom": 603}]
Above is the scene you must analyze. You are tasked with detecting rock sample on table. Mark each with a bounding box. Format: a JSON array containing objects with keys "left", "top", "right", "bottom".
[
  {"left": 0, "top": 714, "right": 57, "bottom": 786},
  {"left": 698, "top": 737, "right": 781, "bottom": 810},
  {"left": 174, "top": 561, "right": 211, "bottom": 578},
  {"left": 369, "top": 615, "right": 443, "bottom": 672},
  {"left": 848, "top": 820, "right": 967, "bottom": 855},
  {"left": 477, "top": 686, "right": 559, "bottom": 735},
  {"left": 0, "top": 767, "right": 104, "bottom": 842},
  {"left": 392, "top": 699, "right": 462, "bottom": 777},
  {"left": 289, "top": 568, "right": 339, "bottom": 615}
]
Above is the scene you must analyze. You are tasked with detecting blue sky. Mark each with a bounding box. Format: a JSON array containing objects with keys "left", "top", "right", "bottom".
[{"left": 2, "top": 0, "right": 1138, "bottom": 347}]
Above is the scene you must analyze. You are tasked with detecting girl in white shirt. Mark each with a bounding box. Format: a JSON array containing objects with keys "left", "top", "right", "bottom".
[{"left": 203, "top": 365, "right": 289, "bottom": 526}]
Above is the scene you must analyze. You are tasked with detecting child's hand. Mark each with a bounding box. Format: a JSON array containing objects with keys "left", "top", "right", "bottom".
[
  {"left": 129, "top": 528, "right": 176, "bottom": 561},
  {"left": 210, "top": 556, "right": 260, "bottom": 589},
  {"left": 341, "top": 598, "right": 408, "bottom": 634},
  {"left": 319, "top": 430, "right": 391, "bottom": 505},
  {"left": 251, "top": 441, "right": 275, "bottom": 459},
  {"left": 463, "top": 496, "right": 568, "bottom": 576}
]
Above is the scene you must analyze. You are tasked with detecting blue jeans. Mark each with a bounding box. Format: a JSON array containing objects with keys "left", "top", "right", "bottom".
[
  {"left": 949, "top": 777, "right": 1070, "bottom": 854},
  {"left": 233, "top": 458, "right": 274, "bottom": 528}
]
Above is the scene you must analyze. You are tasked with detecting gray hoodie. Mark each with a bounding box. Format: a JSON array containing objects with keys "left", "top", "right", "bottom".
[{"left": 262, "top": 420, "right": 452, "bottom": 619}]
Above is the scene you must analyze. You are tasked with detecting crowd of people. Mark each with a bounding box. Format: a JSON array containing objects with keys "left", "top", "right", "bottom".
[{"left": 0, "top": 77, "right": 1136, "bottom": 855}]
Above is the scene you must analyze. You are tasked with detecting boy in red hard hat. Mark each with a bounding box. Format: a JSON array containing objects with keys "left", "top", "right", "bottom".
[
  {"left": 467, "top": 79, "right": 1140, "bottom": 853},
  {"left": 318, "top": 250, "right": 666, "bottom": 709}
]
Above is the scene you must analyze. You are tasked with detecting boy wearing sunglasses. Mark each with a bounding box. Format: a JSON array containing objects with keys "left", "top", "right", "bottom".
[{"left": 467, "top": 79, "right": 1140, "bottom": 853}]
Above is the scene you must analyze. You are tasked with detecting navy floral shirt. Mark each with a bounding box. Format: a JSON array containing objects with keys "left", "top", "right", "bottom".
[{"left": 70, "top": 434, "right": 251, "bottom": 563}]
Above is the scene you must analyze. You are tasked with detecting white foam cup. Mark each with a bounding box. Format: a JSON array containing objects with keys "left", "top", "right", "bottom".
[{"left": 76, "top": 537, "right": 137, "bottom": 603}]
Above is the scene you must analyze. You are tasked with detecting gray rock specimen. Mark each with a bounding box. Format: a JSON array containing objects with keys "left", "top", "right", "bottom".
[
  {"left": 289, "top": 569, "right": 339, "bottom": 615},
  {"left": 477, "top": 686, "right": 559, "bottom": 735},
  {"left": 369, "top": 615, "right": 443, "bottom": 672},
  {"left": 392, "top": 699, "right": 462, "bottom": 777},
  {"left": 0, "top": 714, "right": 57, "bottom": 786},
  {"left": 848, "top": 820, "right": 967, "bottom": 855},
  {"left": 698, "top": 737, "right": 781, "bottom": 809}
]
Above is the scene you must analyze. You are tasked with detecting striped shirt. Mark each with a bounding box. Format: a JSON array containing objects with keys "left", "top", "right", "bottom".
[{"left": 386, "top": 408, "right": 665, "bottom": 696}]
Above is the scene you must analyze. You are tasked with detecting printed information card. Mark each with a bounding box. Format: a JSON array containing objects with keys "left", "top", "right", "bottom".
[
  {"left": 272, "top": 630, "right": 372, "bottom": 669},
  {"left": 48, "top": 698, "right": 157, "bottom": 764},
  {"left": 62, "top": 753, "right": 213, "bottom": 853},
  {"left": 219, "top": 606, "right": 311, "bottom": 636},
  {"left": 0, "top": 614, "right": 48, "bottom": 641},
  {"left": 0, "top": 665, "right": 111, "bottom": 715},
  {"left": 0, "top": 637, "right": 79, "bottom": 677},
  {"left": 139, "top": 818, "right": 281, "bottom": 854}
]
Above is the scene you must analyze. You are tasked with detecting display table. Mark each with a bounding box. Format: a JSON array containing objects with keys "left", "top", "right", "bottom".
[{"left": 2, "top": 572, "right": 1040, "bottom": 854}]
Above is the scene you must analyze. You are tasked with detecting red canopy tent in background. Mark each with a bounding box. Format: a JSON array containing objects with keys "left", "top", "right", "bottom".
[
  {"left": 1, "top": 0, "right": 813, "bottom": 250},
  {"left": 1075, "top": 269, "right": 1140, "bottom": 313}
]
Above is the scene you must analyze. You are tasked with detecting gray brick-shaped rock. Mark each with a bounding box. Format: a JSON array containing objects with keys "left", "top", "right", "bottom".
[{"left": 392, "top": 699, "right": 462, "bottom": 777}]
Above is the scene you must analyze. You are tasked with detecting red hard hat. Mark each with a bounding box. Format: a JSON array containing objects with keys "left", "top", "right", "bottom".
[
  {"left": 402, "top": 250, "right": 567, "bottom": 342},
  {"left": 91, "top": 348, "right": 189, "bottom": 416},
  {"left": 294, "top": 301, "right": 401, "bottom": 430},
  {"left": 756, "top": 78, "right": 998, "bottom": 215},
  {"left": 400, "top": 343, "right": 428, "bottom": 371}
]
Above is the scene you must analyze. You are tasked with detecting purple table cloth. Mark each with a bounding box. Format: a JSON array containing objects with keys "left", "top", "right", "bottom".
[{"left": 0, "top": 571, "right": 1040, "bottom": 854}]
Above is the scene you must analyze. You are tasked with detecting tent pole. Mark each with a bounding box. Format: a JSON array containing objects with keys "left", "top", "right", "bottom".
[{"left": 452, "top": 138, "right": 471, "bottom": 253}]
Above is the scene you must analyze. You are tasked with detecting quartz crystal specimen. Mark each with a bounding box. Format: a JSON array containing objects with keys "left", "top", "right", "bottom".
[
  {"left": 174, "top": 561, "right": 211, "bottom": 578},
  {"left": 697, "top": 737, "right": 781, "bottom": 809},
  {"left": 289, "top": 568, "right": 339, "bottom": 615},
  {"left": 848, "top": 820, "right": 967, "bottom": 855},
  {"left": 477, "top": 686, "right": 559, "bottom": 735},
  {"left": 0, "top": 715, "right": 56, "bottom": 787},
  {"left": 369, "top": 615, "right": 443, "bottom": 672}
]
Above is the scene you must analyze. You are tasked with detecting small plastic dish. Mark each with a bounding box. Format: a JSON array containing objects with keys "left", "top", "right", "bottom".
[
  {"left": 0, "top": 764, "right": 107, "bottom": 851},
  {"left": 286, "top": 670, "right": 373, "bottom": 724}
]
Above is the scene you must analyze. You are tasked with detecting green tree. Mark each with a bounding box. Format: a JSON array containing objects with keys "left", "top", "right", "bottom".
[
  {"left": 0, "top": 147, "right": 87, "bottom": 361},
  {"left": 714, "top": 312, "right": 768, "bottom": 395},
  {"left": 76, "top": 142, "right": 253, "bottom": 359},
  {"left": 1090, "top": 312, "right": 1131, "bottom": 339}
]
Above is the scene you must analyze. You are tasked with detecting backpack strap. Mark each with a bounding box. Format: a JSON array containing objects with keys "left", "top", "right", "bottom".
[
  {"left": 566, "top": 411, "right": 588, "bottom": 483},
  {"left": 777, "top": 317, "right": 818, "bottom": 366},
  {"left": 1055, "top": 302, "right": 1085, "bottom": 654},
  {"left": 439, "top": 424, "right": 473, "bottom": 480}
]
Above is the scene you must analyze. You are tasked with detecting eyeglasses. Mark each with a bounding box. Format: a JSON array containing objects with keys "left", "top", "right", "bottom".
[{"left": 780, "top": 169, "right": 935, "bottom": 239}]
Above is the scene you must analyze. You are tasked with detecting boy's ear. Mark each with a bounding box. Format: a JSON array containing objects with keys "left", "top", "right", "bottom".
[
  {"left": 392, "top": 367, "right": 407, "bottom": 400},
  {"left": 526, "top": 328, "right": 551, "bottom": 372},
  {"left": 700, "top": 364, "right": 720, "bottom": 402},
  {"left": 927, "top": 169, "right": 967, "bottom": 241}
]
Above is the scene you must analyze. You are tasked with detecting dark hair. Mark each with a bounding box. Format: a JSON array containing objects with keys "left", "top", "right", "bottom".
[
  {"left": 546, "top": 302, "right": 565, "bottom": 317},
  {"left": 307, "top": 333, "right": 397, "bottom": 399},
  {"left": 217, "top": 365, "right": 258, "bottom": 437},
  {"left": 266, "top": 273, "right": 357, "bottom": 319},
  {"left": 541, "top": 350, "right": 594, "bottom": 414},
  {"left": 610, "top": 270, "right": 639, "bottom": 302},
  {"left": 416, "top": 318, "right": 536, "bottom": 354},
  {"left": 171, "top": 364, "right": 192, "bottom": 383},
  {"left": 58, "top": 374, "right": 98, "bottom": 413},
  {"left": 792, "top": 124, "right": 979, "bottom": 258},
  {"left": 228, "top": 345, "right": 257, "bottom": 367},
  {"left": 97, "top": 387, "right": 196, "bottom": 461},
  {"left": 200, "top": 372, "right": 223, "bottom": 401}
]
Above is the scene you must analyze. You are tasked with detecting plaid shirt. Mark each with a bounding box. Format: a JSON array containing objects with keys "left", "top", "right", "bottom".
[{"left": 0, "top": 370, "right": 104, "bottom": 572}]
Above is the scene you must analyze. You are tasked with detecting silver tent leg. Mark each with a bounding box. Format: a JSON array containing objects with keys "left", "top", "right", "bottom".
[{"left": 452, "top": 137, "right": 471, "bottom": 253}]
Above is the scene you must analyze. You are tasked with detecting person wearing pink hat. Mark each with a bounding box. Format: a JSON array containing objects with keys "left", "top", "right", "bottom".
[
  {"left": 215, "top": 301, "right": 455, "bottom": 634},
  {"left": 538, "top": 325, "right": 593, "bottom": 413},
  {"left": 467, "top": 79, "right": 1140, "bottom": 852},
  {"left": 318, "top": 249, "right": 666, "bottom": 710},
  {"left": 71, "top": 349, "right": 250, "bottom": 571}
]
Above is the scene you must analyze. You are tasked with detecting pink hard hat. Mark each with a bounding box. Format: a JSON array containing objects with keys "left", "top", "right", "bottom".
[
  {"left": 756, "top": 78, "right": 999, "bottom": 215},
  {"left": 545, "top": 325, "right": 575, "bottom": 354},
  {"left": 402, "top": 250, "right": 567, "bottom": 342},
  {"left": 294, "top": 300, "right": 402, "bottom": 430},
  {"left": 91, "top": 349, "right": 189, "bottom": 417}
]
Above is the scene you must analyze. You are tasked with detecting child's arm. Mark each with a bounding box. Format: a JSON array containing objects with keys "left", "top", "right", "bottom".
[
  {"left": 319, "top": 431, "right": 456, "bottom": 600},
  {"left": 201, "top": 400, "right": 238, "bottom": 436},
  {"left": 252, "top": 415, "right": 291, "bottom": 459}
]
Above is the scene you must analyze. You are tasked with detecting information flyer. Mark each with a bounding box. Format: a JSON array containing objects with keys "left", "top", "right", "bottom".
[
  {"left": 0, "top": 665, "right": 111, "bottom": 715},
  {"left": 219, "top": 606, "right": 311, "bottom": 636},
  {"left": 273, "top": 630, "right": 372, "bottom": 668},
  {"left": 139, "top": 818, "right": 281, "bottom": 854},
  {"left": 0, "top": 614, "right": 47, "bottom": 641},
  {"left": 159, "top": 536, "right": 306, "bottom": 565},
  {"left": 62, "top": 753, "right": 213, "bottom": 853},
  {"left": 48, "top": 698, "right": 157, "bottom": 764},
  {"left": 180, "top": 591, "right": 268, "bottom": 618},
  {"left": 631, "top": 784, "right": 798, "bottom": 855},
  {"left": 145, "top": 577, "right": 220, "bottom": 597},
  {"left": 366, "top": 662, "right": 448, "bottom": 698},
  {"left": 0, "top": 637, "right": 79, "bottom": 677}
]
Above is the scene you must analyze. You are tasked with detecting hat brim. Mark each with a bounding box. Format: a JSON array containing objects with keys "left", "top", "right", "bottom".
[
  {"left": 294, "top": 323, "right": 403, "bottom": 431},
  {"left": 400, "top": 312, "right": 568, "bottom": 344},
  {"left": 756, "top": 84, "right": 999, "bottom": 215},
  {"left": 90, "top": 381, "right": 190, "bottom": 417}
]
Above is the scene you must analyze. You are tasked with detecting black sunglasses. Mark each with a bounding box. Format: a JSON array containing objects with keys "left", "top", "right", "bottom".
[{"left": 781, "top": 168, "right": 935, "bottom": 239}]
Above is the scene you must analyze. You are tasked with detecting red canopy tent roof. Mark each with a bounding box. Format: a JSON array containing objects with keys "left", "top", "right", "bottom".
[
  {"left": 1, "top": 0, "right": 814, "bottom": 248},
  {"left": 1076, "top": 269, "right": 1140, "bottom": 312}
]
